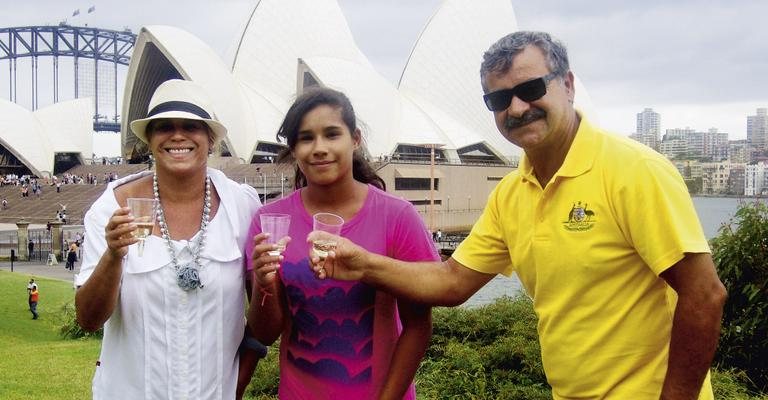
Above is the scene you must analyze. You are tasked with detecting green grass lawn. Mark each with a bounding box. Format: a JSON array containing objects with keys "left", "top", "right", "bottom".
[{"left": 0, "top": 271, "right": 101, "bottom": 400}]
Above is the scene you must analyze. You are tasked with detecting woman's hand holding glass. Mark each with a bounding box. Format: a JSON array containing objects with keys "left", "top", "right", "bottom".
[{"left": 104, "top": 207, "right": 140, "bottom": 259}]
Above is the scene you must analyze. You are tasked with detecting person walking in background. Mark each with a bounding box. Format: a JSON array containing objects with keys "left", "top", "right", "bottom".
[
  {"left": 74, "top": 79, "right": 262, "bottom": 400},
  {"left": 66, "top": 241, "right": 78, "bottom": 271},
  {"left": 247, "top": 88, "right": 435, "bottom": 399},
  {"left": 27, "top": 278, "right": 37, "bottom": 295},
  {"left": 29, "top": 285, "right": 39, "bottom": 320},
  {"left": 308, "top": 31, "right": 726, "bottom": 400},
  {"left": 28, "top": 239, "right": 34, "bottom": 260}
]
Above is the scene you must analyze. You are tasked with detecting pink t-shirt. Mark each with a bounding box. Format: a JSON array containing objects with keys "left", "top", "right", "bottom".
[{"left": 245, "top": 185, "right": 439, "bottom": 400}]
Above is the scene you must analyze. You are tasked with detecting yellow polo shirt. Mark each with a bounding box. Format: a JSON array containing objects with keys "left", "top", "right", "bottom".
[{"left": 453, "top": 117, "right": 713, "bottom": 399}]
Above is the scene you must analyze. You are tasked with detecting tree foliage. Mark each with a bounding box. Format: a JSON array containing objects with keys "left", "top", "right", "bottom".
[{"left": 711, "top": 200, "right": 768, "bottom": 391}]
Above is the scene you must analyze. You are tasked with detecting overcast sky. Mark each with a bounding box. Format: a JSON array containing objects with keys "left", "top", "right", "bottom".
[{"left": 1, "top": 0, "right": 766, "bottom": 146}]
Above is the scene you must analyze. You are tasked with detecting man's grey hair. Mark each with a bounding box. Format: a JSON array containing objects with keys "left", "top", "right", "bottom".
[{"left": 480, "top": 31, "right": 570, "bottom": 91}]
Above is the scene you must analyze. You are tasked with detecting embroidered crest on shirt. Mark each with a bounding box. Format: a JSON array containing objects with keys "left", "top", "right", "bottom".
[{"left": 563, "top": 201, "right": 596, "bottom": 231}]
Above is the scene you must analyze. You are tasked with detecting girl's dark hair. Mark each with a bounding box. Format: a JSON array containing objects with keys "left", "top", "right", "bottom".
[{"left": 276, "top": 87, "right": 385, "bottom": 190}]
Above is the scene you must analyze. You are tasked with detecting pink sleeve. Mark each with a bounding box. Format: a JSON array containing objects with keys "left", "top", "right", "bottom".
[
  {"left": 243, "top": 214, "right": 261, "bottom": 273},
  {"left": 389, "top": 203, "right": 440, "bottom": 262}
]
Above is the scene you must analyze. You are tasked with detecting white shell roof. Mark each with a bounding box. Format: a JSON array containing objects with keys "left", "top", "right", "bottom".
[
  {"left": 121, "top": 0, "right": 596, "bottom": 164},
  {"left": 399, "top": 0, "right": 520, "bottom": 159},
  {"left": 0, "top": 98, "right": 93, "bottom": 176},
  {"left": 231, "top": 0, "right": 371, "bottom": 101},
  {"left": 230, "top": 0, "right": 376, "bottom": 156},
  {"left": 399, "top": 0, "right": 595, "bottom": 160},
  {"left": 35, "top": 98, "right": 94, "bottom": 157},
  {"left": 121, "top": 25, "right": 253, "bottom": 160},
  {"left": 301, "top": 56, "right": 449, "bottom": 157}
]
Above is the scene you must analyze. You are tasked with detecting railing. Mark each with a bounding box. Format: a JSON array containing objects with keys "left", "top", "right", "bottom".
[
  {"left": 415, "top": 208, "right": 483, "bottom": 232},
  {"left": 0, "top": 225, "right": 84, "bottom": 261}
]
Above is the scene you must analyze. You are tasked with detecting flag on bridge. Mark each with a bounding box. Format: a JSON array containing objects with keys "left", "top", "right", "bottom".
[
  {"left": 72, "top": 9, "right": 80, "bottom": 16},
  {"left": 87, "top": 5, "right": 96, "bottom": 13}
]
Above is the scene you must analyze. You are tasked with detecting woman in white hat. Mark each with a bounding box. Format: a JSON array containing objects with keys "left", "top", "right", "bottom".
[{"left": 75, "top": 79, "right": 263, "bottom": 399}]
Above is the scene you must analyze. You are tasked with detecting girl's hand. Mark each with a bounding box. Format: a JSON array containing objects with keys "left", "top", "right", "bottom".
[{"left": 251, "top": 233, "right": 291, "bottom": 289}]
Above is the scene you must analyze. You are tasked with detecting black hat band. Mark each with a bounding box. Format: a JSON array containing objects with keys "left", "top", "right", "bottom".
[{"left": 147, "top": 101, "right": 211, "bottom": 119}]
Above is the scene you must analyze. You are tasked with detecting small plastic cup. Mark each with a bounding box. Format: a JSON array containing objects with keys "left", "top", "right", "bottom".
[
  {"left": 260, "top": 213, "right": 291, "bottom": 256},
  {"left": 311, "top": 212, "right": 344, "bottom": 260},
  {"left": 126, "top": 197, "right": 157, "bottom": 256}
]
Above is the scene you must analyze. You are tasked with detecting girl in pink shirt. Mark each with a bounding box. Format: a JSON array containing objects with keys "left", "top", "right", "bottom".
[{"left": 246, "top": 88, "right": 437, "bottom": 399}]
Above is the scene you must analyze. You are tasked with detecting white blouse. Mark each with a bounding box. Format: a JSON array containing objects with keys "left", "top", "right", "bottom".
[{"left": 76, "top": 169, "right": 261, "bottom": 400}]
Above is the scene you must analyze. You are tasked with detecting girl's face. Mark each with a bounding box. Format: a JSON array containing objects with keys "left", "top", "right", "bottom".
[{"left": 292, "top": 104, "right": 360, "bottom": 187}]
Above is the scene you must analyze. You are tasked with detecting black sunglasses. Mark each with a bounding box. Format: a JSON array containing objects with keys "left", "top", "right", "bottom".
[{"left": 483, "top": 72, "right": 559, "bottom": 112}]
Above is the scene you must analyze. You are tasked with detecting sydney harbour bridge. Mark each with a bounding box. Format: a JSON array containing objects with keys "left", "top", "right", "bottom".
[{"left": 0, "top": 24, "right": 136, "bottom": 132}]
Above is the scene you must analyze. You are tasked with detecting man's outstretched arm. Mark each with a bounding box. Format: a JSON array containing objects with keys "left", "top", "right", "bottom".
[{"left": 308, "top": 231, "right": 495, "bottom": 307}]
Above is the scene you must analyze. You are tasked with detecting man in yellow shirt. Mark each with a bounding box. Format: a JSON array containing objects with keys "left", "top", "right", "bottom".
[{"left": 307, "top": 31, "right": 726, "bottom": 399}]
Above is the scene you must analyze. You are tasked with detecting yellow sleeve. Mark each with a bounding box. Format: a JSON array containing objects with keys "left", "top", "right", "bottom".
[
  {"left": 614, "top": 156, "right": 710, "bottom": 275},
  {"left": 452, "top": 180, "right": 514, "bottom": 276}
]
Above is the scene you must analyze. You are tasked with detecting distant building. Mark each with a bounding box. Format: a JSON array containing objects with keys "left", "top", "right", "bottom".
[
  {"left": 660, "top": 128, "right": 694, "bottom": 159},
  {"left": 634, "top": 108, "right": 661, "bottom": 150},
  {"left": 629, "top": 132, "right": 659, "bottom": 151},
  {"left": 728, "top": 164, "right": 746, "bottom": 196},
  {"left": 702, "top": 162, "right": 733, "bottom": 194},
  {"left": 745, "top": 162, "right": 768, "bottom": 196},
  {"left": 659, "top": 127, "right": 728, "bottom": 161},
  {"left": 704, "top": 128, "right": 729, "bottom": 161},
  {"left": 637, "top": 107, "right": 661, "bottom": 136},
  {"left": 747, "top": 108, "right": 768, "bottom": 152},
  {"left": 728, "top": 139, "right": 750, "bottom": 164}
]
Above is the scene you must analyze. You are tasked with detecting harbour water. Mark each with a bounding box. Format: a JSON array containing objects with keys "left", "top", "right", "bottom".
[{"left": 463, "top": 196, "right": 764, "bottom": 307}]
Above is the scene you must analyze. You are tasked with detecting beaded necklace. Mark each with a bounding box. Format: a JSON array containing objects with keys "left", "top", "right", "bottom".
[{"left": 153, "top": 172, "right": 211, "bottom": 291}]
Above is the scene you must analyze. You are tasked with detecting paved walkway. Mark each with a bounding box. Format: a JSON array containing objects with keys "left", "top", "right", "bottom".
[{"left": 0, "top": 259, "right": 80, "bottom": 284}]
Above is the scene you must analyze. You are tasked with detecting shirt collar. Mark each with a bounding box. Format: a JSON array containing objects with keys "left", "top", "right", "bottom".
[
  {"left": 518, "top": 112, "right": 598, "bottom": 182},
  {"left": 123, "top": 168, "right": 243, "bottom": 273}
]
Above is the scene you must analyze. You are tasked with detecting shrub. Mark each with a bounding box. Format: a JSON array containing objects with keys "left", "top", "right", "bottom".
[
  {"left": 712, "top": 368, "right": 768, "bottom": 400},
  {"left": 711, "top": 200, "right": 768, "bottom": 391},
  {"left": 420, "top": 295, "right": 550, "bottom": 399},
  {"left": 243, "top": 295, "right": 549, "bottom": 400},
  {"left": 57, "top": 302, "right": 103, "bottom": 339}
]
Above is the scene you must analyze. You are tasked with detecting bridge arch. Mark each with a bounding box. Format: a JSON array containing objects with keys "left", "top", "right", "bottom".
[{"left": 0, "top": 24, "right": 136, "bottom": 132}]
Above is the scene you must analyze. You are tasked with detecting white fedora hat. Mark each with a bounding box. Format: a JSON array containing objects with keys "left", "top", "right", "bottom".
[{"left": 130, "top": 79, "right": 227, "bottom": 144}]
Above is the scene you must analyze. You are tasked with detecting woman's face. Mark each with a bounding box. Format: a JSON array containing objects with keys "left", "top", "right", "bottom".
[
  {"left": 291, "top": 105, "right": 360, "bottom": 187},
  {"left": 147, "top": 118, "right": 212, "bottom": 176}
]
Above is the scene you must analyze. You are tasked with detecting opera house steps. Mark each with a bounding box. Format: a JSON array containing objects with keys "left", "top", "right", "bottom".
[
  {"left": 66, "top": 163, "right": 149, "bottom": 179},
  {"left": 0, "top": 183, "right": 107, "bottom": 225},
  {"left": 0, "top": 162, "right": 299, "bottom": 225}
]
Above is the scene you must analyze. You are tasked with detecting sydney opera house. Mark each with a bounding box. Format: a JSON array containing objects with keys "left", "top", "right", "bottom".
[
  {"left": 1, "top": 0, "right": 593, "bottom": 229},
  {"left": 0, "top": 98, "right": 94, "bottom": 177}
]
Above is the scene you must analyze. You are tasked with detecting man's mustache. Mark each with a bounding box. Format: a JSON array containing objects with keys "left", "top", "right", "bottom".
[{"left": 505, "top": 108, "right": 546, "bottom": 130}]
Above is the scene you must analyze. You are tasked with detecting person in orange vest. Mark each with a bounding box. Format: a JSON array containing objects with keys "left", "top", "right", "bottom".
[{"left": 29, "top": 285, "right": 39, "bottom": 320}]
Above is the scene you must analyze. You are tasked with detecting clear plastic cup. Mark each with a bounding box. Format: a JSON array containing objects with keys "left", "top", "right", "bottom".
[
  {"left": 311, "top": 212, "right": 344, "bottom": 260},
  {"left": 127, "top": 197, "right": 157, "bottom": 256},
  {"left": 260, "top": 213, "right": 291, "bottom": 256}
]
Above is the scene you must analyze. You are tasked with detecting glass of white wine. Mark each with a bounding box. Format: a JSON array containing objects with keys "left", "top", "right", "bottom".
[
  {"left": 127, "top": 197, "right": 157, "bottom": 257},
  {"left": 260, "top": 213, "right": 291, "bottom": 256},
  {"left": 311, "top": 212, "right": 344, "bottom": 261}
]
